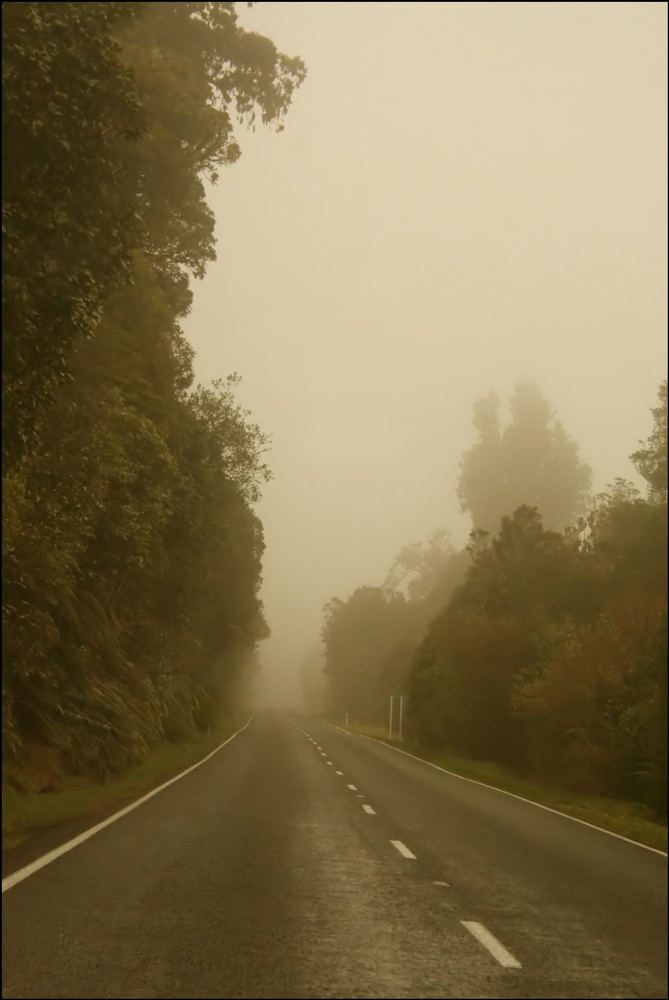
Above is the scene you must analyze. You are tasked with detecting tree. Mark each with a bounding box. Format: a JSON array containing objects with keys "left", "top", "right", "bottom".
[
  {"left": 322, "top": 587, "right": 411, "bottom": 722},
  {"left": 457, "top": 381, "right": 592, "bottom": 534},
  {"left": 407, "top": 506, "right": 599, "bottom": 762},
  {"left": 2, "top": 2, "right": 307, "bottom": 468},
  {"left": 631, "top": 380, "right": 667, "bottom": 503},
  {"left": 456, "top": 391, "right": 505, "bottom": 534},
  {"left": 2, "top": 1, "right": 144, "bottom": 465},
  {"left": 2, "top": 2, "right": 304, "bottom": 786},
  {"left": 384, "top": 529, "right": 456, "bottom": 601},
  {"left": 115, "top": 2, "right": 306, "bottom": 286}
]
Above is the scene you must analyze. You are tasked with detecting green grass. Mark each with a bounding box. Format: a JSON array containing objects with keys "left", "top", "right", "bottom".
[
  {"left": 2, "top": 719, "right": 246, "bottom": 852},
  {"left": 341, "top": 722, "right": 668, "bottom": 853}
]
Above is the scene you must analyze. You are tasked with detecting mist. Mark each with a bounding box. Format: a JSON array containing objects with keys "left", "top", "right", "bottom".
[{"left": 180, "top": 1, "right": 667, "bottom": 708}]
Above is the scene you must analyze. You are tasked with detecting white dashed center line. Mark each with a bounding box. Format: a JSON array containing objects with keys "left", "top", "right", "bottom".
[
  {"left": 326, "top": 761, "right": 333, "bottom": 766},
  {"left": 335, "top": 771, "right": 344, "bottom": 776},
  {"left": 362, "top": 804, "right": 376, "bottom": 815},
  {"left": 390, "top": 840, "right": 416, "bottom": 859},
  {"left": 461, "top": 922, "right": 521, "bottom": 969},
  {"left": 347, "top": 784, "right": 357, "bottom": 791}
]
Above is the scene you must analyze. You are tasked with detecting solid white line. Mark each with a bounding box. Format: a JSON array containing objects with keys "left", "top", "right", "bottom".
[
  {"left": 2, "top": 716, "right": 254, "bottom": 894},
  {"left": 362, "top": 804, "right": 376, "bottom": 815},
  {"left": 325, "top": 724, "right": 668, "bottom": 858},
  {"left": 347, "top": 783, "right": 357, "bottom": 791},
  {"left": 391, "top": 839, "right": 416, "bottom": 859},
  {"left": 461, "top": 921, "right": 521, "bottom": 969}
]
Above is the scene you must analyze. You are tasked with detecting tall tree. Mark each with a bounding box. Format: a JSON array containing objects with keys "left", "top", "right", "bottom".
[
  {"left": 2, "top": 1, "right": 306, "bottom": 468},
  {"left": 2, "top": 2, "right": 144, "bottom": 465},
  {"left": 455, "top": 391, "right": 504, "bottom": 533},
  {"left": 457, "top": 381, "right": 591, "bottom": 533}
]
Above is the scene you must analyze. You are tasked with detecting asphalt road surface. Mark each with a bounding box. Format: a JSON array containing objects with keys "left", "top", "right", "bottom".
[{"left": 2, "top": 711, "right": 667, "bottom": 999}]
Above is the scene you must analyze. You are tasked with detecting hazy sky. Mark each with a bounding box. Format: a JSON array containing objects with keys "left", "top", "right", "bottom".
[{"left": 182, "top": 1, "right": 667, "bottom": 702}]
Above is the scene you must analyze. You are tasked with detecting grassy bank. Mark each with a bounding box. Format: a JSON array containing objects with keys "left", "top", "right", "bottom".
[
  {"left": 2, "top": 719, "right": 246, "bottom": 851},
  {"left": 339, "top": 722, "right": 668, "bottom": 853}
]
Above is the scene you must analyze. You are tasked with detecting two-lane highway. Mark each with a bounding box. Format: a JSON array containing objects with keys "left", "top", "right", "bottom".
[{"left": 2, "top": 711, "right": 667, "bottom": 998}]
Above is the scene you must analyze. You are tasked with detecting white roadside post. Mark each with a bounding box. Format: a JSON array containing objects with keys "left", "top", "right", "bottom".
[
  {"left": 398, "top": 695, "right": 404, "bottom": 742},
  {"left": 388, "top": 694, "right": 394, "bottom": 740}
]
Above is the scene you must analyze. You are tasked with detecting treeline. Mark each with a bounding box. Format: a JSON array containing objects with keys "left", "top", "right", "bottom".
[
  {"left": 2, "top": 3, "right": 305, "bottom": 787},
  {"left": 321, "top": 381, "right": 667, "bottom": 816}
]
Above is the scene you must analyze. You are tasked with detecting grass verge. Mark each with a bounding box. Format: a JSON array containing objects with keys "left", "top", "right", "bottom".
[
  {"left": 341, "top": 722, "right": 668, "bottom": 853},
  {"left": 2, "top": 719, "right": 245, "bottom": 852}
]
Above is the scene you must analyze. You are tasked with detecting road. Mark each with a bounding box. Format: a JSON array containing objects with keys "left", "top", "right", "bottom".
[{"left": 2, "top": 711, "right": 667, "bottom": 999}]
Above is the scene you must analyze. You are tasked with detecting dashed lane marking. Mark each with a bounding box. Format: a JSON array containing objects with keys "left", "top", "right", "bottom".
[
  {"left": 391, "top": 840, "right": 416, "bottom": 859},
  {"left": 461, "top": 922, "right": 521, "bottom": 969}
]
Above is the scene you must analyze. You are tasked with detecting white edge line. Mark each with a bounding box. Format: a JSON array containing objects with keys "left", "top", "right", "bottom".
[
  {"left": 461, "top": 921, "right": 521, "bottom": 969},
  {"left": 2, "top": 715, "right": 255, "bottom": 894},
  {"left": 322, "top": 721, "right": 667, "bottom": 857},
  {"left": 390, "top": 839, "right": 416, "bottom": 859}
]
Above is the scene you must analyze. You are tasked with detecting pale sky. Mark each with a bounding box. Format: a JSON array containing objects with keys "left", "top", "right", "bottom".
[{"left": 181, "top": 1, "right": 667, "bottom": 704}]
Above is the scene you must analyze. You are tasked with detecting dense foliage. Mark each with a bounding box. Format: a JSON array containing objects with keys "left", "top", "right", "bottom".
[
  {"left": 2, "top": 2, "right": 305, "bottom": 788},
  {"left": 323, "top": 382, "right": 667, "bottom": 816},
  {"left": 322, "top": 533, "right": 469, "bottom": 725}
]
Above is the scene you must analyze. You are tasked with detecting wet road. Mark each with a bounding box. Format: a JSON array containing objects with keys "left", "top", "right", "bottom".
[{"left": 2, "top": 711, "right": 667, "bottom": 998}]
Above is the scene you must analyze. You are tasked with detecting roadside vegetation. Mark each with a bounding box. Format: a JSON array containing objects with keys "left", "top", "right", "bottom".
[
  {"left": 316, "top": 380, "right": 668, "bottom": 827},
  {"left": 3, "top": 4, "right": 305, "bottom": 800},
  {"left": 2, "top": 716, "right": 249, "bottom": 851}
]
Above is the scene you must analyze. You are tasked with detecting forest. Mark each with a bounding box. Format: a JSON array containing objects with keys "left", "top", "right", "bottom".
[
  {"left": 2, "top": 2, "right": 305, "bottom": 788},
  {"left": 320, "top": 380, "right": 668, "bottom": 816}
]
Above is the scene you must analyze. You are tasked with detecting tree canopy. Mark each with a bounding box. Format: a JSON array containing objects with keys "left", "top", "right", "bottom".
[
  {"left": 321, "top": 381, "right": 667, "bottom": 818},
  {"left": 2, "top": 2, "right": 305, "bottom": 788},
  {"left": 457, "top": 381, "right": 591, "bottom": 534}
]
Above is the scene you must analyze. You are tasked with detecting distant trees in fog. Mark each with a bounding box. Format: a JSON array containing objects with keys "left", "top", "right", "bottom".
[
  {"left": 457, "top": 381, "right": 592, "bottom": 534},
  {"left": 322, "top": 381, "right": 668, "bottom": 816}
]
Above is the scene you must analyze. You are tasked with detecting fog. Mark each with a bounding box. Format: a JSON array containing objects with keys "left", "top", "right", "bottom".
[{"left": 181, "top": 2, "right": 667, "bottom": 708}]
